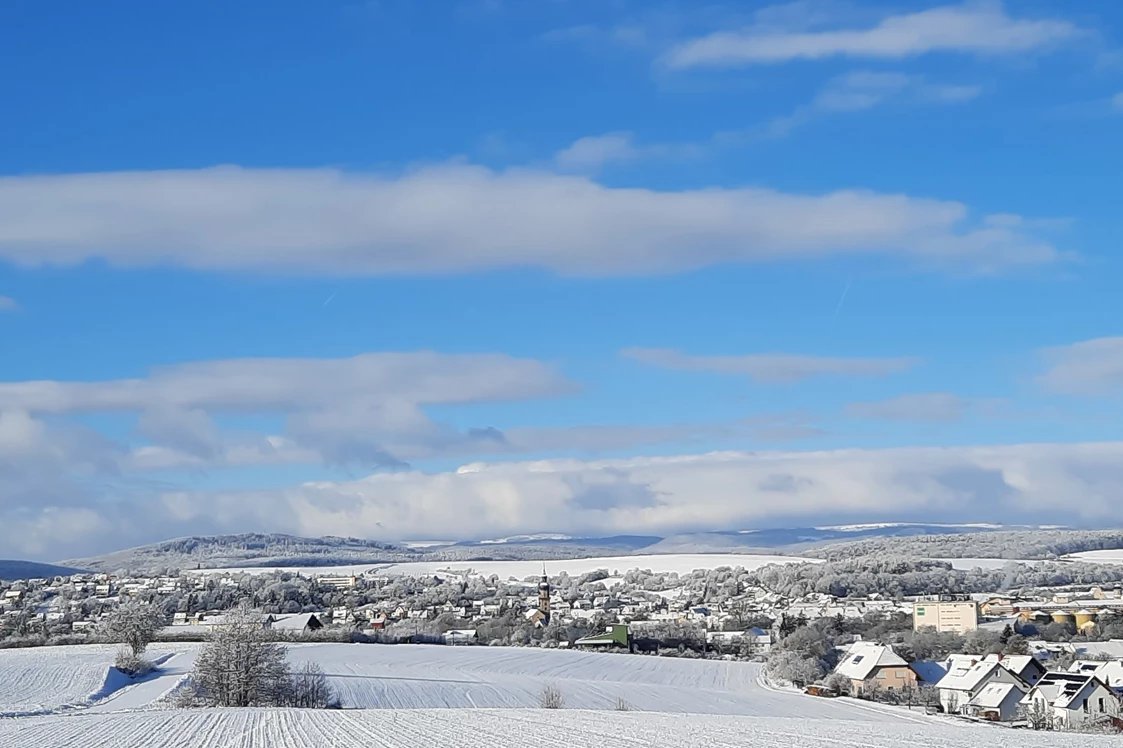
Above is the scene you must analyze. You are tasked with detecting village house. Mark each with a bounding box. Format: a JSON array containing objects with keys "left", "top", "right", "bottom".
[
  {"left": 833, "top": 642, "right": 917, "bottom": 697},
  {"left": 963, "top": 682, "right": 1028, "bottom": 721},
  {"left": 1068, "top": 660, "right": 1123, "bottom": 691},
  {"left": 982, "top": 653, "right": 1047, "bottom": 687},
  {"left": 1021, "top": 672, "right": 1123, "bottom": 730},
  {"left": 267, "top": 612, "right": 324, "bottom": 635},
  {"left": 937, "top": 657, "right": 1026, "bottom": 714}
]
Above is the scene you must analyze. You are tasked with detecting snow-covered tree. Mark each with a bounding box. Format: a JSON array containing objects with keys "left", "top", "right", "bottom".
[
  {"left": 192, "top": 610, "right": 291, "bottom": 707},
  {"left": 100, "top": 602, "right": 166, "bottom": 658}
]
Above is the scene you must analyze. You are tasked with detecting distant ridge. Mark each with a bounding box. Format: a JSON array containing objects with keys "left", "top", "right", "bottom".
[
  {"left": 0, "top": 560, "right": 88, "bottom": 581},
  {"left": 56, "top": 523, "right": 1058, "bottom": 575}
]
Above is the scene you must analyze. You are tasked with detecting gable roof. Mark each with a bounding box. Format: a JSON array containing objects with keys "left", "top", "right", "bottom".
[
  {"left": 983, "top": 653, "right": 1045, "bottom": 679},
  {"left": 1069, "top": 660, "right": 1123, "bottom": 689},
  {"left": 270, "top": 612, "right": 322, "bottom": 631},
  {"left": 834, "top": 642, "right": 908, "bottom": 681},
  {"left": 1024, "top": 672, "right": 1112, "bottom": 710},
  {"left": 967, "top": 682, "right": 1026, "bottom": 709},
  {"left": 937, "top": 661, "right": 1005, "bottom": 693}
]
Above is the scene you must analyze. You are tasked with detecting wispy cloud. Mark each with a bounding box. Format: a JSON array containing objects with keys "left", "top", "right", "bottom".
[
  {"left": 0, "top": 165, "right": 1061, "bottom": 276},
  {"left": 1038, "top": 337, "right": 1123, "bottom": 395},
  {"left": 553, "top": 132, "right": 702, "bottom": 172},
  {"left": 846, "top": 392, "right": 970, "bottom": 421},
  {"left": 665, "top": 2, "right": 1079, "bottom": 68},
  {"left": 621, "top": 347, "right": 920, "bottom": 383},
  {"left": 765, "top": 70, "right": 982, "bottom": 136},
  {"left": 0, "top": 296, "right": 18, "bottom": 311},
  {"left": 1112, "top": 92, "right": 1123, "bottom": 112}
]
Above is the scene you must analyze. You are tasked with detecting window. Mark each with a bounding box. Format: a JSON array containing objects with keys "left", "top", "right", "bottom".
[
  {"left": 1099, "top": 698, "right": 1105, "bottom": 712},
  {"left": 1083, "top": 698, "right": 1089, "bottom": 713},
  {"left": 852, "top": 655, "right": 864, "bottom": 664}
]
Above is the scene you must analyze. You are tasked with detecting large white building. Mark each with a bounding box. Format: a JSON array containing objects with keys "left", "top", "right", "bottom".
[{"left": 913, "top": 596, "right": 978, "bottom": 634}]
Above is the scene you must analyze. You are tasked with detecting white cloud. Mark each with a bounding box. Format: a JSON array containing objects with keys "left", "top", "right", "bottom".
[
  {"left": 846, "top": 392, "right": 969, "bottom": 421},
  {"left": 0, "top": 164, "right": 1059, "bottom": 275},
  {"left": 621, "top": 347, "right": 919, "bottom": 383},
  {"left": 766, "top": 70, "right": 982, "bottom": 137},
  {"left": 0, "top": 351, "right": 572, "bottom": 470},
  {"left": 554, "top": 132, "right": 642, "bottom": 171},
  {"left": 923, "top": 84, "right": 984, "bottom": 103},
  {"left": 665, "top": 2, "right": 1078, "bottom": 68},
  {"left": 0, "top": 296, "right": 18, "bottom": 311},
  {"left": 16, "top": 442, "right": 1123, "bottom": 558},
  {"left": 1113, "top": 92, "right": 1123, "bottom": 111},
  {"left": 1037, "top": 337, "right": 1123, "bottom": 395},
  {"left": 553, "top": 132, "right": 702, "bottom": 172}
]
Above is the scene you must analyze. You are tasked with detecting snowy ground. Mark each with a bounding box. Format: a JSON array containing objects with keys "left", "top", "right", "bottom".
[
  {"left": 1065, "top": 549, "right": 1123, "bottom": 564},
  {"left": 189, "top": 553, "right": 816, "bottom": 580},
  {"left": 4, "top": 642, "right": 883, "bottom": 718},
  {"left": 7, "top": 642, "right": 1099, "bottom": 746},
  {"left": 0, "top": 644, "right": 195, "bottom": 716},
  {"left": 4, "top": 708, "right": 1120, "bottom": 748},
  {"left": 286, "top": 643, "right": 905, "bottom": 717},
  {"left": 932, "top": 557, "right": 1041, "bottom": 570}
]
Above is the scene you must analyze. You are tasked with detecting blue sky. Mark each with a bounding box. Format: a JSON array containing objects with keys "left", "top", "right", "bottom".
[{"left": 2, "top": 0, "right": 1123, "bottom": 559}]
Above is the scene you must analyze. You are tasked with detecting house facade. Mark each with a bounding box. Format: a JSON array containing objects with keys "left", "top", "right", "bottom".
[
  {"left": 1021, "top": 673, "right": 1123, "bottom": 730},
  {"left": 937, "top": 659, "right": 1025, "bottom": 714},
  {"left": 833, "top": 642, "right": 917, "bottom": 696}
]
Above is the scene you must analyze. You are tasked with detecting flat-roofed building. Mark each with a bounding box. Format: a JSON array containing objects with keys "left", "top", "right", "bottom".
[{"left": 914, "top": 596, "right": 978, "bottom": 634}]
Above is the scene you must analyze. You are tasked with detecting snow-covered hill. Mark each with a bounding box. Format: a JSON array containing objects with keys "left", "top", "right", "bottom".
[{"left": 0, "top": 560, "right": 87, "bottom": 581}]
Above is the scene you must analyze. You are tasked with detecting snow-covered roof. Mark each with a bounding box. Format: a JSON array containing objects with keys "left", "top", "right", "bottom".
[
  {"left": 834, "top": 642, "right": 908, "bottom": 681},
  {"left": 1072, "top": 640, "right": 1123, "bottom": 659},
  {"left": 982, "top": 654, "right": 1043, "bottom": 679},
  {"left": 967, "top": 682, "right": 1025, "bottom": 709},
  {"left": 1023, "top": 672, "right": 1106, "bottom": 710},
  {"left": 270, "top": 613, "right": 321, "bottom": 631},
  {"left": 937, "top": 661, "right": 1001, "bottom": 693},
  {"left": 1069, "top": 660, "right": 1123, "bottom": 688}
]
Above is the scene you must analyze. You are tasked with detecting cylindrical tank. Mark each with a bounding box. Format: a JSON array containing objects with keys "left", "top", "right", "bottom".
[
  {"left": 1074, "top": 609, "right": 1096, "bottom": 628},
  {"left": 1051, "top": 611, "right": 1076, "bottom": 625}
]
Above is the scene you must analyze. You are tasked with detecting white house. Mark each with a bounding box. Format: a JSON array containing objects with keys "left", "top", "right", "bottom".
[
  {"left": 983, "top": 653, "right": 1047, "bottom": 687},
  {"left": 1021, "top": 672, "right": 1123, "bottom": 730},
  {"left": 1069, "top": 660, "right": 1123, "bottom": 691},
  {"left": 964, "top": 681, "right": 1027, "bottom": 721},
  {"left": 937, "top": 659, "right": 1025, "bottom": 714}
]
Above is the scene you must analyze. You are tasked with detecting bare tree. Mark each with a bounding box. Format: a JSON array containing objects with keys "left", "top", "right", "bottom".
[
  {"left": 944, "top": 690, "right": 959, "bottom": 715},
  {"left": 1021, "top": 697, "right": 1054, "bottom": 731},
  {"left": 289, "top": 661, "right": 337, "bottom": 709},
  {"left": 614, "top": 697, "right": 633, "bottom": 711},
  {"left": 540, "top": 684, "right": 565, "bottom": 709}
]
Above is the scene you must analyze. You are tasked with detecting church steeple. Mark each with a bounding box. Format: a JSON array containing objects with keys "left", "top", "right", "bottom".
[{"left": 538, "top": 565, "right": 551, "bottom": 623}]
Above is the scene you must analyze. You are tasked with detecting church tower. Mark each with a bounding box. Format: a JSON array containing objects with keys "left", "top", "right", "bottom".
[{"left": 538, "top": 567, "right": 551, "bottom": 623}]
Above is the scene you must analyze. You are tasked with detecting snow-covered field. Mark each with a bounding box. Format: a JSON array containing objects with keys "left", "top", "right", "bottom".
[
  {"left": 4, "top": 642, "right": 866, "bottom": 718},
  {"left": 932, "top": 557, "right": 1041, "bottom": 570},
  {"left": 1065, "top": 549, "right": 1123, "bottom": 564},
  {"left": 11, "top": 642, "right": 1115, "bottom": 746},
  {"left": 286, "top": 643, "right": 888, "bottom": 717},
  {"left": 5, "top": 708, "right": 1121, "bottom": 748},
  {"left": 190, "top": 553, "right": 816, "bottom": 580},
  {"left": 0, "top": 644, "right": 194, "bottom": 716}
]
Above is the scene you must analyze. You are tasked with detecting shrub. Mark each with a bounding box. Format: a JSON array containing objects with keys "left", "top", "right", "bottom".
[{"left": 540, "top": 684, "right": 565, "bottom": 709}]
